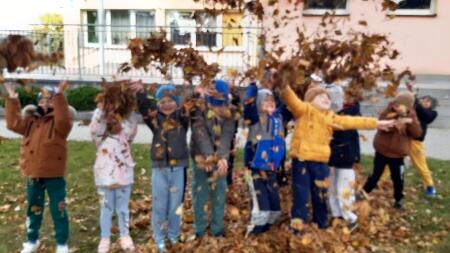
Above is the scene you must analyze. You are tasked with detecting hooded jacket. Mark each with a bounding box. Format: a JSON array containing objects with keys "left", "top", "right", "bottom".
[
  {"left": 6, "top": 94, "right": 74, "bottom": 178},
  {"left": 136, "top": 91, "right": 190, "bottom": 168},
  {"left": 373, "top": 106, "right": 422, "bottom": 158}
]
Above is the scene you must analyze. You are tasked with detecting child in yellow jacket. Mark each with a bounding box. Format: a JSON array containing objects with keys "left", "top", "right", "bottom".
[{"left": 280, "top": 84, "right": 394, "bottom": 232}]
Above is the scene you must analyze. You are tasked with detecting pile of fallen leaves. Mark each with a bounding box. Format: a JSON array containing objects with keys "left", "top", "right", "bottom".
[
  {"left": 95, "top": 79, "right": 136, "bottom": 134},
  {"left": 110, "top": 164, "right": 447, "bottom": 253},
  {"left": 119, "top": 32, "right": 220, "bottom": 87},
  {"left": 0, "top": 34, "right": 64, "bottom": 82}
]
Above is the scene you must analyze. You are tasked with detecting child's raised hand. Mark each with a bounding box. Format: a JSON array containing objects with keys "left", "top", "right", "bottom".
[
  {"left": 56, "top": 80, "right": 69, "bottom": 94},
  {"left": 3, "top": 82, "right": 18, "bottom": 98},
  {"left": 377, "top": 119, "right": 395, "bottom": 131}
]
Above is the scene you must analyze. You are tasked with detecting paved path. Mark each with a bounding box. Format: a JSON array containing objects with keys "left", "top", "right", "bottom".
[{"left": 1, "top": 119, "right": 449, "bottom": 160}]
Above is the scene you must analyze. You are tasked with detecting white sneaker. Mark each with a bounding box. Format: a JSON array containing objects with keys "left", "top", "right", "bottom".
[
  {"left": 56, "top": 244, "right": 69, "bottom": 253},
  {"left": 20, "top": 241, "right": 40, "bottom": 253}
]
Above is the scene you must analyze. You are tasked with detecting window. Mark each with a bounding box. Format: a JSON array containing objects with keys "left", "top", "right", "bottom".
[
  {"left": 86, "top": 10, "right": 105, "bottom": 43},
  {"left": 111, "top": 10, "right": 130, "bottom": 45},
  {"left": 83, "top": 10, "right": 156, "bottom": 46},
  {"left": 136, "top": 11, "right": 155, "bottom": 38},
  {"left": 167, "top": 11, "right": 195, "bottom": 46},
  {"left": 303, "top": 0, "right": 349, "bottom": 15},
  {"left": 166, "top": 10, "right": 221, "bottom": 48},
  {"left": 388, "top": 0, "right": 436, "bottom": 16},
  {"left": 222, "top": 12, "right": 243, "bottom": 47}
]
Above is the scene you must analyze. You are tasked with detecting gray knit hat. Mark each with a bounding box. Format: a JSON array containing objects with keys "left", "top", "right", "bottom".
[
  {"left": 256, "top": 88, "right": 274, "bottom": 111},
  {"left": 323, "top": 83, "right": 344, "bottom": 112}
]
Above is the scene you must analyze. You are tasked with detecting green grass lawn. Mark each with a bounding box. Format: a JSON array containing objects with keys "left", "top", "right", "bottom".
[{"left": 0, "top": 140, "right": 449, "bottom": 252}]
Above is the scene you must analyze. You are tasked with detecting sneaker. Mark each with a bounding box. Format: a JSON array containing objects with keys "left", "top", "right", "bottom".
[
  {"left": 20, "top": 241, "right": 40, "bottom": 253},
  {"left": 169, "top": 237, "right": 178, "bottom": 246},
  {"left": 97, "top": 238, "right": 110, "bottom": 253},
  {"left": 55, "top": 244, "right": 69, "bottom": 253},
  {"left": 425, "top": 186, "right": 437, "bottom": 197},
  {"left": 348, "top": 221, "right": 358, "bottom": 233},
  {"left": 156, "top": 242, "right": 166, "bottom": 253},
  {"left": 394, "top": 200, "right": 403, "bottom": 209},
  {"left": 119, "top": 235, "right": 135, "bottom": 251}
]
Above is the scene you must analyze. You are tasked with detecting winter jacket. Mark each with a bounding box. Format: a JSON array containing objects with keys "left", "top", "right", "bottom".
[
  {"left": 243, "top": 84, "right": 286, "bottom": 171},
  {"left": 329, "top": 103, "right": 361, "bottom": 168},
  {"left": 136, "top": 91, "right": 190, "bottom": 169},
  {"left": 414, "top": 101, "right": 438, "bottom": 142},
  {"left": 90, "top": 109, "right": 138, "bottom": 187},
  {"left": 280, "top": 86, "right": 378, "bottom": 163},
  {"left": 373, "top": 107, "right": 422, "bottom": 158},
  {"left": 190, "top": 103, "right": 237, "bottom": 160},
  {"left": 6, "top": 94, "right": 73, "bottom": 178}
]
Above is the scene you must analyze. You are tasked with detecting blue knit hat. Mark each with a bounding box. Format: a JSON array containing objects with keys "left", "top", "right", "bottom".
[
  {"left": 37, "top": 85, "right": 57, "bottom": 101},
  {"left": 206, "top": 79, "right": 229, "bottom": 106},
  {"left": 155, "top": 84, "right": 179, "bottom": 106}
]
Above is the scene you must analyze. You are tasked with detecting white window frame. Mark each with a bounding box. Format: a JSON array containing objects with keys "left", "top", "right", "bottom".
[
  {"left": 82, "top": 9, "right": 155, "bottom": 48},
  {"left": 302, "top": 0, "right": 350, "bottom": 16},
  {"left": 387, "top": 0, "right": 437, "bottom": 16}
]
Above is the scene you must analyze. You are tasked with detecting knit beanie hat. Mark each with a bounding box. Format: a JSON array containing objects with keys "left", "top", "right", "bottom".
[
  {"left": 256, "top": 88, "right": 274, "bottom": 111},
  {"left": 394, "top": 91, "right": 415, "bottom": 109},
  {"left": 156, "top": 84, "right": 180, "bottom": 106},
  {"left": 206, "top": 79, "right": 229, "bottom": 106},
  {"left": 420, "top": 95, "right": 438, "bottom": 109},
  {"left": 304, "top": 85, "right": 330, "bottom": 103},
  {"left": 37, "top": 85, "right": 56, "bottom": 101}
]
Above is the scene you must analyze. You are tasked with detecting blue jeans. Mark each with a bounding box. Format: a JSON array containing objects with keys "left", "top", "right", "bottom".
[
  {"left": 291, "top": 159, "right": 330, "bottom": 229},
  {"left": 97, "top": 185, "right": 132, "bottom": 238},
  {"left": 151, "top": 167, "right": 185, "bottom": 244}
]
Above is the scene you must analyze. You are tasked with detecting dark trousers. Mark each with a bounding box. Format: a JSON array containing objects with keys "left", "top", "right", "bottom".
[
  {"left": 248, "top": 171, "right": 281, "bottom": 234},
  {"left": 363, "top": 152, "right": 404, "bottom": 202},
  {"left": 26, "top": 177, "right": 69, "bottom": 245},
  {"left": 291, "top": 159, "right": 329, "bottom": 229}
]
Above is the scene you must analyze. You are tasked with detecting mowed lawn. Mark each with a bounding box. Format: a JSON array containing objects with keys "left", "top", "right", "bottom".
[{"left": 0, "top": 140, "right": 449, "bottom": 252}]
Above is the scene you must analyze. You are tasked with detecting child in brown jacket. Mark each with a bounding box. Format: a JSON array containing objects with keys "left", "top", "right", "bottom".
[
  {"left": 4, "top": 81, "right": 74, "bottom": 253},
  {"left": 363, "top": 91, "right": 422, "bottom": 209}
]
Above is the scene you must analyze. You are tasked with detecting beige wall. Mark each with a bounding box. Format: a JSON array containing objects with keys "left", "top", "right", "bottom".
[{"left": 261, "top": 0, "right": 450, "bottom": 75}]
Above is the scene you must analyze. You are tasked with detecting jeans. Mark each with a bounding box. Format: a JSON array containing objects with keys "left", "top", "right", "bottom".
[
  {"left": 26, "top": 178, "right": 69, "bottom": 245},
  {"left": 97, "top": 185, "right": 132, "bottom": 238},
  {"left": 151, "top": 167, "right": 185, "bottom": 244}
]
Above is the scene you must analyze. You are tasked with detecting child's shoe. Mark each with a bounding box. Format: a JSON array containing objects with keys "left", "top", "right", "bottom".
[
  {"left": 348, "top": 221, "right": 358, "bottom": 233},
  {"left": 425, "top": 186, "right": 436, "bottom": 197},
  {"left": 97, "top": 238, "right": 110, "bottom": 253},
  {"left": 119, "top": 235, "right": 135, "bottom": 251},
  {"left": 394, "top": 200, "right": 403, "bottom": 209},
  {"left": 169, "top": 237, "right": 178, "bottom": 246},
  {"left": 20, "top": 241, "right": 40, "bottom": 253},
  {"left": 156, "top": 242, "right": 166, "bottom": 253},
  {"left": 55, "top": 244, "right": 69, "bottom": 253}
]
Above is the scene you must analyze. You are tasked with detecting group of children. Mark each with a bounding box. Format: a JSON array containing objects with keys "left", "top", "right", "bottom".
[{"left": 2, "top": 75, "right": 439, "bottom": 253}]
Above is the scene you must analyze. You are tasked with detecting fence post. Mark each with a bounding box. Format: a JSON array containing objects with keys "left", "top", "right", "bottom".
[{"left": 77, "top": 29, "right": 82, "bottom": 81}]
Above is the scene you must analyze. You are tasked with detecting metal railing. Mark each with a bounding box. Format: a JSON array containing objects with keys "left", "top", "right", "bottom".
[{"left": 2, "top": 25, "right": 263, "bottom": 83}]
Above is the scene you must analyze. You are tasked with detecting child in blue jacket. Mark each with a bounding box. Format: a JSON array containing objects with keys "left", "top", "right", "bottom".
[{"left": 243, "top": 82, "right": 286, "bottom": 235}]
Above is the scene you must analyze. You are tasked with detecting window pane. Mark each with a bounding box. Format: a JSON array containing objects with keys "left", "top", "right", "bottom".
[
  {"left": 304, "top": 0, "right": 347, "bottom": 9},
  {"left": 111, "top": 10, "right": 130, "bottom": 45},
  {"left": 223, "top": 13, "right": 243, "bottom": 47},
  {"left": 136, "top": 11, "right": 155, "bottom": 38},
  {"left": 87, "top": 11, "right": 98, "bottom": 43},
  {"left": 195, "top": 13, "right": 217, "bottom": 47},
  {"left": 166, "top": 11, "right": 195, "bottom": 45},
  {"left": 396, "top": 0, "right": 432, "bottom": 9}
]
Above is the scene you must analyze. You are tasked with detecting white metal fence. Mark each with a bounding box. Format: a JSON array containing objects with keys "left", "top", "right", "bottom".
[{"left": 2, "top": 25, "right": 263, "bottom": 83}]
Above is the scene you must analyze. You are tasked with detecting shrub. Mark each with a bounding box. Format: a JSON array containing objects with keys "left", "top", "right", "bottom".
[
  {"left": 17, "top": 86, "right": 41, "bottom": 106},
  {"left": 67, "top": 85, "right": 100, "bottom": 111}
]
